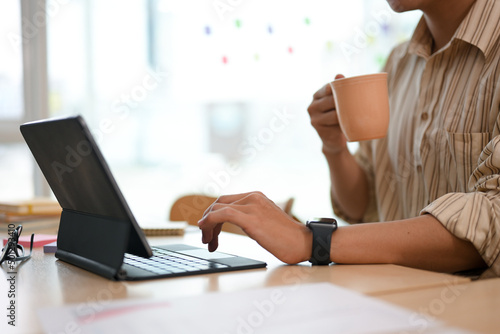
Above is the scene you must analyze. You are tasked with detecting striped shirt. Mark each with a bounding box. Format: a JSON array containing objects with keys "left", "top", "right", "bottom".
[{"left": 338, "top": 0, "right": 500, "bottom": 278}]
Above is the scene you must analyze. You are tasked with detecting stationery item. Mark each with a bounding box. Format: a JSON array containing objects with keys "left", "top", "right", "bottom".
[
  {"left": 20, "top": 115, "right": 266, "bottom": 281},
  {"left": 0, "top": 212, "right": 60, "bottom": 223},
  {"left": 139, "top": 220, "right": 187, "bottom": 236},
  {"left": 3, "top": 234, "right": 57, "bottom": 248},
  {"left": 38, "top": 282, "right": 472, "bottom": 334},
  {"left": 330, "top": 73, "right": 390, "bottom": 142},
  {"left": 0, "top": 217, "right": 59, "bottom": 235},
  {"left": 0, "top": 197, "right": 61, "bottom": 215},
  {"left": 43, "top": 241, "right": 58, "bottom": 253}
]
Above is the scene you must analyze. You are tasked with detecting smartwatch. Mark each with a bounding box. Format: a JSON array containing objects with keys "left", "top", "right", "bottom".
[{"left": 306, "top": 217, "right": 338, "bottom": 265}]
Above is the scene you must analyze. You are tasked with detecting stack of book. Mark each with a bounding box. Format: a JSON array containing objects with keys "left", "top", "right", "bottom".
[{"left": 0, "top": 197, "right": 61, "bottom": 234}]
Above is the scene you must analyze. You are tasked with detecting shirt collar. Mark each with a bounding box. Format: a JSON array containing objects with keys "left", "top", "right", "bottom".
[
  {"left": 407, "top": 17, "right": 433, "bottom": 59},
  {"left": 407, "top": 0, "right": 500, "bottom": 59},
  {"left": 454, "top": 0, "right": 500, "bottom": 58}
]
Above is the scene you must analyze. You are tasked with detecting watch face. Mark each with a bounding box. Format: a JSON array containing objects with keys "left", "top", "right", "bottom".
[{"left": 307, "top": 217, "right": 337, "bottom": 225}]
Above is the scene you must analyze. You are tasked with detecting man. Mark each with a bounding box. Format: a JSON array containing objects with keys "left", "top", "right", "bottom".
[{"left": 198, "top": 0, "right": 500, "bottom": 277}]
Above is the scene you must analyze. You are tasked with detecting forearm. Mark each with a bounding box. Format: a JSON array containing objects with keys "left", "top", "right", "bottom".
[
  {"left": 324, "top": 147, "right": 370, "bottom": 221},
  {"left": 330, "top": 214, "right": 486, "bottom": 273}
]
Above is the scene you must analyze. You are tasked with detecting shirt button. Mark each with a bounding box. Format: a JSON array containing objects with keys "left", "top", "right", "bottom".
[
  {"left": 421, "top": 113, "right": 429, "bottom": 121},
  {"left": 417, "top": 165, "right": 423, "bottom": 173}
]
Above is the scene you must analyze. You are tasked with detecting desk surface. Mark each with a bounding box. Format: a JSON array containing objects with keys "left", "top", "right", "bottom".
[
  {"left": 1, "top": 229, "right": 471, "bottom": 333},
  {"left": 379, "top": 277, "right": 500, "bottom": 334}
]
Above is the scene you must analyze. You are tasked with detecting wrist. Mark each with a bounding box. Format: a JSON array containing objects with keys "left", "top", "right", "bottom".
[
  {"left": 322, "top": 144, "right": 349, "bottom": 158},
  {"left": 302, "top": 226, "right": 313, "bottom": 263}
]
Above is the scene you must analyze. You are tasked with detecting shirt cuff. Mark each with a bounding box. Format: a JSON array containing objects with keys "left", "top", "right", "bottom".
[{"left": 421, "top": 192, "right": 500, "bottom": 277}]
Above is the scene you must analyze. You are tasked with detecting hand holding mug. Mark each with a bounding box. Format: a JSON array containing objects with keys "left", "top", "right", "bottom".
[{"left": 307, "top": 74, "right": 348, "bottom": 155}]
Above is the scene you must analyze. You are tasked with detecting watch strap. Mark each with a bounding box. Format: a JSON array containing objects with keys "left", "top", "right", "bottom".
[{"left": 308, "top": 221, "right": 337, "bottom": 265}]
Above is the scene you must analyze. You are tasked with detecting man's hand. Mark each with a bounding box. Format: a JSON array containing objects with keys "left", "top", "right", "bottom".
[
  {"left": 198, "top": 192, "right": 312, "bottom": 264},
  {"left": 307, "top": 74, "right": 348, "bottom": 155}
]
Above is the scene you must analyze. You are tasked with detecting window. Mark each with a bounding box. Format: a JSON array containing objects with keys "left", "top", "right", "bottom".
[
  {"left": 0, "top": 1, "right": 32, "bottom": 200},
  {"left": 0, "top": 1, "right": 23, "bottom": 128},
  {"left": 2, "top": 0, "right": 421, "bottom": 221}
]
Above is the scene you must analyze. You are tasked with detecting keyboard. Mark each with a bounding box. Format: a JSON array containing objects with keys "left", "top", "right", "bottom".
[{"left": 123, "top": 247, "right": 229, "bottom": 275}]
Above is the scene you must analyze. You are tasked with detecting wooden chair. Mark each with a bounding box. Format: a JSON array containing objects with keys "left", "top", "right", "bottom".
[{"left": 169, "top": 194, "right": 297, "bottom": 236}]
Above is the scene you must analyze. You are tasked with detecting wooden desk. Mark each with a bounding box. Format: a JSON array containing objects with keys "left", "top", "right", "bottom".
[
  {"left": 379, "top": 277, "right": 500, "bottom": 334},
  {"left": 1, "top": 229, "right": 470, "bottom": 334}
]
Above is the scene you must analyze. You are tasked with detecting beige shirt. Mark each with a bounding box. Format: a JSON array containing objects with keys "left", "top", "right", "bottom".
[{"left": 337, "top": 0, "right": 500, "bottom": 278}]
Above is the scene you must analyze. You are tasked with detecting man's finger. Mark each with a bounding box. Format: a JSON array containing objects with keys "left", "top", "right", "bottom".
[
  {"left": 207, "top": 223, "right": 223, "bottom": 252},
  {"left": 199, "top": 204, "right": 252, "bottom": 251},
  {"left": 311, "top": 110, "right": 340, "bottom": 126},
  {"left": 311, "top": 74, "right": 344, "bottom": 100},
  {"left": 216, "top": 192, "right": 266, "bottom": 205},
  {"left": 309, "top": 98, "right": 335, "bottom": 116},
  {"left": 312, "top": 83, "right": 332, "bottom": 100},
  {"left": 200, "top": 205, "right": 247, "bottom": 230}
]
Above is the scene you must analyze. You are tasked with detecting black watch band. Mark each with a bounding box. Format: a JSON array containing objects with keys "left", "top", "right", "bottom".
[{"left": 306, "top": 218, "right": 337, "bottom": 265}]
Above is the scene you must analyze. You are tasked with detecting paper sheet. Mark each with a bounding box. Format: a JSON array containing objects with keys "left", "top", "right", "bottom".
[{"left": 38, "top": 282, "right": 473, "bottom": 334}]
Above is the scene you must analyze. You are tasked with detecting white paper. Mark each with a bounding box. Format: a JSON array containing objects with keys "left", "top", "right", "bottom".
[{"left": 38, "top": 282, "right": 473, "bottom": 334}]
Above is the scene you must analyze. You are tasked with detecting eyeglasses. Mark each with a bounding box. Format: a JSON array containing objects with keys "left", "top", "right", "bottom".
[{"left": 0, "top": 225, "right": 34, "bottom": 266}]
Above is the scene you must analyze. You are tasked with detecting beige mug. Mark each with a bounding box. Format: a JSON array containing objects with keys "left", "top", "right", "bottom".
[{"left": 330, "top": 73, "right": 390, "bottom": 142}]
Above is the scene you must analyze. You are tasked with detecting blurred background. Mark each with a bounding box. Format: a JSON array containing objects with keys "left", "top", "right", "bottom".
[{"left": 0, "top": 0, "right": 421, "bottom": 223}]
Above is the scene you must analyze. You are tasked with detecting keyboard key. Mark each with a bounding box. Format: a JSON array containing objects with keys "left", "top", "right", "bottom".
[{"left": 123, "top": 247, "right": 230, "bottom": 276}]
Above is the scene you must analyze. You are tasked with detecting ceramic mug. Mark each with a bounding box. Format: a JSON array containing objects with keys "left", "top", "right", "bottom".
[{"left": 330, "top": 73, "right": 390, "bottom": 142}]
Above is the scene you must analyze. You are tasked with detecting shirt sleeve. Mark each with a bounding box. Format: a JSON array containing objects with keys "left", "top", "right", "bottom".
[{"left": 421, "top": 135, "right": 500, "bottom": 277}]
